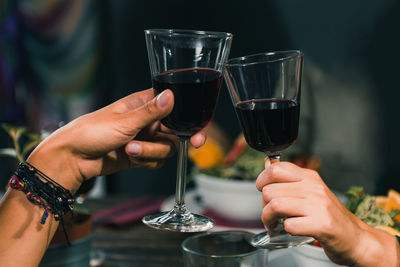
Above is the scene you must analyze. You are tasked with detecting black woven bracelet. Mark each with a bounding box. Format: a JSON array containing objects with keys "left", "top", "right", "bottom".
[{"left": 8, "top": 162, "right": 75, "bottom": 244}]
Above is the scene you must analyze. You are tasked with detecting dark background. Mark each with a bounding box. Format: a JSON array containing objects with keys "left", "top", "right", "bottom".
[{"left": 1, "top": 0, "right": 399, "bottom": 196}]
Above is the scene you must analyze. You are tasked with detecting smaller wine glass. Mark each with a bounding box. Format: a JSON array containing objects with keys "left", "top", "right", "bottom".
[{"left": 224, "top": 51, "right": 314, "bottom": 249}]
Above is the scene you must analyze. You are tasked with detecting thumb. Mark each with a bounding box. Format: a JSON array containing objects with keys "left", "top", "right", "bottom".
[{"left": 122, "top": 90, "right": 174, "bottom": 136}]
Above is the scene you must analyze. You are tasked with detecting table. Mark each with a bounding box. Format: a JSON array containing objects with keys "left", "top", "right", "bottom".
[
  {"left": 92, "top": 224, "right": 192, "bottom": 267},
  {"left": 87, "top": 196, "right": 194, "bottom": 267},
  {"left": 86, "top": 196, "right": 301, "bottom": 267}
]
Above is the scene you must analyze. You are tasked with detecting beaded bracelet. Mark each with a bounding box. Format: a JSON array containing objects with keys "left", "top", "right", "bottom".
[{"left": 8, "top": 162, "right": 75, "bottom": 244}]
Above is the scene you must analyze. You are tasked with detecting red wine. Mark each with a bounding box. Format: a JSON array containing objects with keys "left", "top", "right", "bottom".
[
  {"left": 235, "top": 99, "right": 299, "bottom": 154},
  {"left": 153, "top": 68, "right": 222, "bottom": 137}
]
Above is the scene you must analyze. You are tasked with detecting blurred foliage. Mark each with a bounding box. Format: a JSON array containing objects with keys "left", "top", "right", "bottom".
[
  {"left": 0, "top": 124, "right": 90, "bottom": 214},
  {"left": 345, "top": 186, "right": 365, "bottom": 213},
  {"left": 195, "top": 148, "right": 265, "bottom": 180},
  {"left": 0, "top": 124, "right": 43, "bottom": 162},
  {"left": 346, "top": 186, "right": 399, "bottom": 230}
]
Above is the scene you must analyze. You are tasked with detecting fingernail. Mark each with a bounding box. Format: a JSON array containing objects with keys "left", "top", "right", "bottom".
[
  {"left": 157, "top": 90, "right": 170, "bottom": 108},
  {"left": 127, "top": 143, "right": 141, "bottom": 155}
]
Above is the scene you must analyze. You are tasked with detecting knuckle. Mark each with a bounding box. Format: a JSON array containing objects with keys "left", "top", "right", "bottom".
[
  {"left": 262, "top": 186, "right": 273, "bottom": 202},
  {"left": 320, "top": 217, "right": 334, "bottom": 234},
  {"left": 261, "top": 215, "right": 269, "bottom": 227},
  {"left": 256, "top": 169, "right": 268, "bottom": 190},
  {"left": 269, "top": 198, "right": 281, "bottom": 213},
  {"left": 311, "top": 183, "right": 327, "bottom": 198},
  {"left": 261, "top": 215, "right": 268, "bottom": 227},
  {"left": 144, "top": 101, "right": 158, "bottom": 115},
  {"left": 308, "top": 169, "right": 320, "bottom": 179},
  {"left": 261, "top": 206, "right": 271, "bottom": 226},
  {"left": 266, "top": 164, "right": 276, "bottom": 177},
  {"left": 255, "top": 182, "right": 263, "bottom": 192},
  {"left": 305, "top": 169, "right": 322, "bottom": 183}
]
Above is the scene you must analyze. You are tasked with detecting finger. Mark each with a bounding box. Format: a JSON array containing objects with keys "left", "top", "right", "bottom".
[
  {"left": 158, "top": 124, "right": 206, "bottom": 148},
  {"left": 125, "top": 139, "right": 176, "bottom": 159},
  {"left": 128, "top": 158, "right": 166, "bottom": 170},
  {"left": 258, "top": 157, "right": 271, "bottom": 193},
  {"left": 265, "top": 157, "right": 271, "bottom": 168},
  {"left": 155, "top": 132, "right": 180, "bottom": 150},
  {"left": 159, "top": 124, "right": 174, "bottom": 134},
  {"left": 136, "top": 122, "right": 162, "bottom": 141},
  {"left": 101, "top": 149, "right": 166, "bottom": 173},
  {"left": 262, "top": 182, "right": 306, "bottom": 204},
  {"left": 119, "top": 90, "right": 174, "bottom": 136},
  {"left": 109, "top": 89, "right": 156, "bottom": 113},
  {"left": 190, "top": 132, "right": 206, "bottom": 148},
  {"left": 256, "top": 162, "right": 311, "bottom": 191},
  {"left": 283, "top": 217, "right": 317, "bottom": 237},
  {"left": 261, "top": 197, "right": 307, "bottom": 229}
]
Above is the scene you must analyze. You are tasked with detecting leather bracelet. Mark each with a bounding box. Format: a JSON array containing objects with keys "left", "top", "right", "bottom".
[
  {"left": 8, "top": 162, "right": 75, "bottom": 244},
  {"left": 9, "top": 162, "right": 75, "bottom": 223}
]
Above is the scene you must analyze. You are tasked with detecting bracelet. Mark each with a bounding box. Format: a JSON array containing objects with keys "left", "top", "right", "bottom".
[{"left": 8, "top": 162, "right": 75, "bottom": 224}]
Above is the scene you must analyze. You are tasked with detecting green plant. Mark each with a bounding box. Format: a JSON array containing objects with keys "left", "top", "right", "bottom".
[
  {"left": 0, "top": 124, "right": 43, "bottom": 162},
  {"left": 0, "top": 123, "right": 89, "bottom": 214}
]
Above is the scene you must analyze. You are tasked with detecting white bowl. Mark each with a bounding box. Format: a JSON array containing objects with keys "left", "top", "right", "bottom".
[
  {"left": 194, "top": 173, "right": 262, "bottom": 221},
  {"left": 291, "top": 244, "right": 345, "bottom": 267}
]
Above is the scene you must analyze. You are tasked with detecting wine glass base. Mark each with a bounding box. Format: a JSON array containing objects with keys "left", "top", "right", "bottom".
[
  {"left": 251, "top": 231, "right": 314, "bottom": 249},
  {"left": 142, "top": 210, "right": 215, "bottom": 232}
]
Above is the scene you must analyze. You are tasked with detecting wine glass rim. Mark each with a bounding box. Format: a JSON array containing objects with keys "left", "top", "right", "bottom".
[
  {"left": 144, "top": 29, "right": 233, "bottom": 38},
  {"left": 226, "top": 50, "right": 303, "bottom": 66}
]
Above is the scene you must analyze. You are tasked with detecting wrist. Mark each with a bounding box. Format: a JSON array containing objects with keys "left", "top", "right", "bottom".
[
  {"left": 354, "top": 221, "right": 399, "bottom": 267},
  {"left": 26, "top": 136, "right": 82, "bottom": 194}
]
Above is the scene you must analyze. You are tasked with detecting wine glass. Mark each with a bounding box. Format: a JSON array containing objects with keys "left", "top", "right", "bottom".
[
  {"left": 224, "top": 51, "right": 314, "bottom": 248},
  {"left": 142, "top": 29, "right": 233, "bottom": 232}
]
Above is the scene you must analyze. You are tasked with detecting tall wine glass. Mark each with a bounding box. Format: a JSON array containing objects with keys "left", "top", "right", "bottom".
[
  {"left": 142, "top": 29, "right": 233, "bottom": 232},
  {"left": 224, "top": 51, "right": 314, "bottom": 248}
]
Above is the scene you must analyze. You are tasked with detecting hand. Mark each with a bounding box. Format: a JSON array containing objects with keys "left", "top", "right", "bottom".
[
  {"left": 256, "top": 159, "right": 399, "bottom": 266},
  {"left": 27, "top": 89, "right": 205, "bottom": 193},
  {"left": 0, "top": 88, "right": 208, "bottom": 267}
]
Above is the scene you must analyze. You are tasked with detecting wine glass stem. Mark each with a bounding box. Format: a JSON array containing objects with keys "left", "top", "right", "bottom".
[
  {"left": 175, "top": 138, "right": 189, "bottom": 211},
  {"left": 268, "top": 153, "right": 280, "bottom": 163},
  {"left": 268, "top": 153, "right": 287, "bottom": 230}
]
